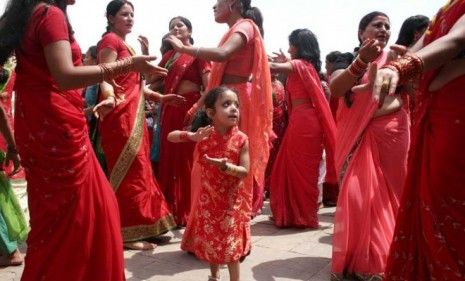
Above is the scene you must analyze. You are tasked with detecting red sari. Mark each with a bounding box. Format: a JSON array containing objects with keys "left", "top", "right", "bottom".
[
  {"left": 97, "top": 33, "right": 175, "bottom": 242},
  {"left": 181, "top": 127, "right": 251, "bottom": 264},
  {"left": 15, "top": 5, "right": 124, "bottom": 280},
  {"left": 332, "top": 51, "right": 410, "bottom": 278},
  {"left": 264, "top": 78, "right": 288, "bottom": 192},
  {"left": 270, "top": 60, "right": 336, "bottom": 228},
  {"left": 157, "top": 50, "right": 210, "bottom": 226},
  {"left": 385, "top": 1, "right": 465, "bottom": 280},
  {"left": 207, "top": 19, "right": 273, "bottom": 217}
]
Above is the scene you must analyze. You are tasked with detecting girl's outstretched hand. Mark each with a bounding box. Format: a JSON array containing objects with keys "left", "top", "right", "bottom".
[{"left": 191, "top": 125, "right": 214, "bottom": 142}]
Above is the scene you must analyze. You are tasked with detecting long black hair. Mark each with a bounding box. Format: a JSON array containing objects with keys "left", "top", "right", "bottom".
[
  {"left": 289, "top": 29, "right": 322, "bottom": 72},
  {"left": 105, "top": 0, "right": 134, "bottom": 34},
  {"left": 239, "top": 0, "right": 264, "bottom": 37},
  {"left": 395, "top": 15, "right": 430, "bottom": 47},
  {"left": 0, "top": 0, "right": 71, "bottom": 65},
  {"left": 190, "top": 86, "right": 237, "bottom": 132}
]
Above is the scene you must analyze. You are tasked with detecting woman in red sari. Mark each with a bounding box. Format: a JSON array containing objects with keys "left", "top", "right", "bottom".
[
  {"left": 155, "top": 16, "right": 211, "bottom": 226},
  {"left": 361, "top": 1, "right": 465, "bottom": 280},
  {"left": 329, "top": 12, "right": 410, "bottom": 280},
  {"left": 97, "top": 0, "right": 177, "bottom": 250},
  {"left": 268, "top": 29, "right": 336, "bottom": 228},
  {"left": 165, "top": 0, "right": 273, "bottom": 217},
  {"left": 0, "top": 0, "right": 167, "bottom": 279}
]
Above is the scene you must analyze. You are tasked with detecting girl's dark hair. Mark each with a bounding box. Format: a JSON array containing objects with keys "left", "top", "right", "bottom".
[
  {"left": 395, "top": 15, "right": 430, "bottom": 47},
  {"left": 289, "top": 29, "right": 322, "bottom": 72},
  {"left": 358, "top": 11, "right": 389, "bottom": 45},
  {"left": 106, "top": 0, "right": 134, "bottom": 33},
  {"left": 169, "top": 16, "right": 194, "bottom": 45},
  {"left": 190, "top": 86, "right": 236, "bottom": 132},
  {"left": 88, "top": 46, "right": 97, "bottom": 60},
  {"left": 239, "top": 0, "right": 264, "bottom": 37},
  {"left": 0, "top": 0, "right": 72, "bottom": 65}
]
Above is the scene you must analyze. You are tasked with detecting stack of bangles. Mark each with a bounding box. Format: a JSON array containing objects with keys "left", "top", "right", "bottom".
[
  {"left": 347, "top": 56, "right": 368, "bottom": 78},
  {"left": 98, "top": 56, "right": 134, "bottom": 82},
  {"left": 382, "top": 53, "right": 424, "bottom": 85}
]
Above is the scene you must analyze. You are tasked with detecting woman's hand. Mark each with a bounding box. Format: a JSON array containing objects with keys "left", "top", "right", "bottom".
[
  {"left": 352, "top": 62, "right": 400, "bottom": 107},
  {"left": 269, "top": 48, "right": 290, "bottom": 63},
  {"left": 164, "top": 35, "right": 185, "bottom": 53},
  {"left": 132, "top": 55, "right": 167, "bottom": 78},
  {"left": 191, "top": 125, "right": 214, "bottom": 142},
  {"left": 138, "top": 35, "right": 150, "bottom": 55},
  {"left": 358, "top": 39, "right": 383, "bottom": 63},
  {"left": 387, "top": 44, "right": 408, "bottom": 63},
  {"left": 93, "top": 96, "right": 117, "bottom": 120},
  {"left": 161, "top": 94, "right": 187, "bottom": 107}
]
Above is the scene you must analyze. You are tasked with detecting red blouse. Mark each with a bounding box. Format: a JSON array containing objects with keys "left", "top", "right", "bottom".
[
  {"left": 159, "top": 50, "right": 210, "bottom": 85},
  {"left": 224, "top": 21, "right": 254, "bottom": 77}
]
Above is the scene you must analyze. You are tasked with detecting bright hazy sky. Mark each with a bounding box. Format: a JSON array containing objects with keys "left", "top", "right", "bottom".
[{"left": 1, "top": 0, "right": 444, "bottom": 64}]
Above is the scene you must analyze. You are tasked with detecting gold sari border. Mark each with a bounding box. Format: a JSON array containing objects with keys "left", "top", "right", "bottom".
[
  {"left": 122, "top": 215, "right": 177, "bottom": 242},
  {"left": 109, "top": 83, "right": 145, "bottom": 191}
]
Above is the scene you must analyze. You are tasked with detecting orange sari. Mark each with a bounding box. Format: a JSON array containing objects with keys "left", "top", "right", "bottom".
[{"left": 207, "top": 19, "right": 273, "bottom": 216}]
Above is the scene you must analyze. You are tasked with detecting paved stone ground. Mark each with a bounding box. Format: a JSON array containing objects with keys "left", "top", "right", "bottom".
[{"left": 0, "top": 182, "right": 335, "bottom": 281}]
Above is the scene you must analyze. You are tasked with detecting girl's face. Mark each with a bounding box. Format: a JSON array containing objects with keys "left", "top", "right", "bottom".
[
  {"left": 109, "top": 3, "right": 134, "bottom": 36},
  {"left": 288, "top": 44, "right": 298, "bottom": 60},
  {"left": 213, "top": 0, "right": 232, "bottom": 23},
  {"left": 169, "top": 18, "right": 192, "bottom": 44},
  {"left": 209, "top": 90, "right": 240, "bottom": 129},
  {"left": 359, "top": 16, "right": 391, "bottom": 48}
]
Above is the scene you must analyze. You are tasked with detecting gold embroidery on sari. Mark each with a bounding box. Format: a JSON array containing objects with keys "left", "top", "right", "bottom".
[
  {"left": 121, "top": 214, "right": 176, "bottom": 241},
  {"left": 109, "top": 83, "right": 145, "bottom": 191}
]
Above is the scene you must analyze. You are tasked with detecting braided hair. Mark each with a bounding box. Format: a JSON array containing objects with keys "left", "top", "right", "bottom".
[{"left": 239, "top": 0, "right": 264, "bottom": 37}]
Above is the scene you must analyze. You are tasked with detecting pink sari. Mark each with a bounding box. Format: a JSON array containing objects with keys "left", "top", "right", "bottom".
[{"left": 331, "top": 51, "right": 410, "bottom": 278}]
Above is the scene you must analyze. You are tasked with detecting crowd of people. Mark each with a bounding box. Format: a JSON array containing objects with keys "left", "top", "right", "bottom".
[{"left": 0, "top": 0, "right": 463, "bottom": 280}]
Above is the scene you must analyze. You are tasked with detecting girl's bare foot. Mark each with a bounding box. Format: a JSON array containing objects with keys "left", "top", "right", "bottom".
[{"left": 124, "top": 241, "right": 157, "bottom": 251}]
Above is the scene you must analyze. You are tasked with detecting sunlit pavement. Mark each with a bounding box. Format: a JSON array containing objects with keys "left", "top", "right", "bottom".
[{"left": 0, "top": 183, "right": 335, "bottom": 281}]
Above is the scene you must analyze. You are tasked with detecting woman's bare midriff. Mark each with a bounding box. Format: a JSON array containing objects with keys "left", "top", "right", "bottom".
[
  {"left": 222, "top": 74, "right": 250, "bottom": 85},
  {"left": 291, "top": 98, "right": 313, "bottom": 108},
  {"left": 176, "top": 80, "right": 201, "bottom": 95}
]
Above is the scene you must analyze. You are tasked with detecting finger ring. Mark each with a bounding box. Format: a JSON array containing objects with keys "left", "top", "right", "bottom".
[{"left": 381, "top": 79, "right": 390, "bottom": 93}]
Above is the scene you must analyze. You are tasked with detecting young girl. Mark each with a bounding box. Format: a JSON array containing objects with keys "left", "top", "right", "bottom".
[{"left": 168, "top": 86, "right": 250, "bottom": 281}]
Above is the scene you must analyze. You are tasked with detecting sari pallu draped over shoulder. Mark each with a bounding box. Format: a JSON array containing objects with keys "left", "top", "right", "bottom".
[
  {"left": 98, "top": 35, "right": 175, "bottom": 241},
  {"left": 386, "top": 1, "right": 465, "bottom": 280},
  {"left": 207, "top": 19, "right": 273, "bottom": 208},
  {"left": 332, "top": 51, "right": 410, "bottom": 278},
  {"left": 158, "top": 50, "right": 199, "bottom": 226}
]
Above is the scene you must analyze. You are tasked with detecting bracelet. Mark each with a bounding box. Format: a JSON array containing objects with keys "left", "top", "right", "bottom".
[
  {"left": 98, "top": 56, "right": 134, "bottom": 82},
  {"left": 223, "top": 163, "right": 241, "bottom": 177},
  {"left": 179, "top": 131, "right": 191, "bottom": 142},
  {"left": 347, "top": 55, "right": 368, "bottom": 78},
  {"left": 7, "top": 144, "right": 17, "bottom": 154},
  {"left": 382, "top": 53, "right": 424, "bottom": 85}
]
